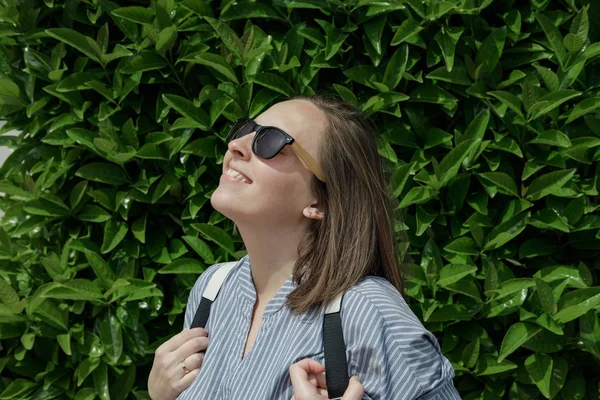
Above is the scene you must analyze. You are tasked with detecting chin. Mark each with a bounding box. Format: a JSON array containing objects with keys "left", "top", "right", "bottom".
[{"left": 210, "top": 189, "right": 250, "bottom": 223}]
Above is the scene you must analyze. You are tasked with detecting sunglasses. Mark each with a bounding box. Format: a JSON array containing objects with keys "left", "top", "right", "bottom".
[{"left": 226, "top": 118, "right": 326, "bottom": 182}]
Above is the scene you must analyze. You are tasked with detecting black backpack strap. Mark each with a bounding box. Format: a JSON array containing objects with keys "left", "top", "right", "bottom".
[
  {"left": 323, "top": 293, "right": 349, "bottom": 399},
  {"left": 190, "top": 261, "right": 237, "bottom": 329}
]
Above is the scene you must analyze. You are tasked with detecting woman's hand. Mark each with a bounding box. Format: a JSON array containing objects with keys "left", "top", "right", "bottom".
[
  {"left": 289, "top": 358, "right": 365, "bottom": 400},
  {"left": 148, "top": 327, "right": 209, "bottom": 400}
]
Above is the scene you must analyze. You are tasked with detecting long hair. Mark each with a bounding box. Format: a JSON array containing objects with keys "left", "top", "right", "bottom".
[{"left": 286, "top": 95, "right": 406, "bottom": 314}]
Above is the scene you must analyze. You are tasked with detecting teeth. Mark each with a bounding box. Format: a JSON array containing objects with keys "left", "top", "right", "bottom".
[{"left": 227, "top": 168, "right": 248, "bottom": 183}]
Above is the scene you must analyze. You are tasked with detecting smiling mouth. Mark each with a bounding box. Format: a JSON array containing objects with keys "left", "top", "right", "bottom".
[{"left": 226, "top": 168, "right": 252, "bottom": 183}]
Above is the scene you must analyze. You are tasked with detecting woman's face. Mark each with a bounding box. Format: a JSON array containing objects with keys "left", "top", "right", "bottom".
[{"left": 210, "top": 99, "right": 327, "bottom": 226}]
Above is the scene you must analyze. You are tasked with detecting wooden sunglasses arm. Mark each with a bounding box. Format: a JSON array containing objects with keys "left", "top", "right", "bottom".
[{"left": 291, "top": 142, "right": 326, "bottom": 182}]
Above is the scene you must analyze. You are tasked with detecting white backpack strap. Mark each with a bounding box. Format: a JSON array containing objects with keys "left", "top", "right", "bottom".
[
  {"left": 202, "top": 261, "right": 238, "bottom": 301},
  {"left": 324, "top": 292, "right": 343, "bottom": 314},
  {"left": 191, "top": 261, "right": 239, "bottom": 329}
]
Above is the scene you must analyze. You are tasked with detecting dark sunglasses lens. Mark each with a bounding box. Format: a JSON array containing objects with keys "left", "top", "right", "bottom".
[
  {"left": 254, "top": 128, "right": 287, "bottom": 158},
  {"left": 228, "top": 119, "right": 254, "bottom": 142}
]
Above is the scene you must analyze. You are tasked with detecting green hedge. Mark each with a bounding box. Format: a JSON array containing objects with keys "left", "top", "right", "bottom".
[{"left": 1, "top": 0, "right": 600, "bottom": 398}]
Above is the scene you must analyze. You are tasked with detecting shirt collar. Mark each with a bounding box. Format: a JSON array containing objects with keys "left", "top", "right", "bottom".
[{"left": 237, "top": 255, "right": 297, "bottom": 317}]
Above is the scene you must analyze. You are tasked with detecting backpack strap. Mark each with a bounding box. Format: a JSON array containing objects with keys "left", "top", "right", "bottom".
[
  {"left": 190, "top": 262, "right": 349, "bottom": 397},
  {"left": 323, "top": 293, "right": 349, "bottom": 399},
  {"left": 190, "top": 261, "right": 237, "bottom": 329}
]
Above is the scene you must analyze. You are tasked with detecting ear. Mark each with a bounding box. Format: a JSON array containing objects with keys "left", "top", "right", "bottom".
[{"left": 302, "top": 203, "right": 325, "bottom": 220}]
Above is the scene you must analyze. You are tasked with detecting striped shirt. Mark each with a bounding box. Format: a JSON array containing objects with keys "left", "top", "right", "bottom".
[{"left": 178, "top": 256, "right": 461, "bottom": 399}]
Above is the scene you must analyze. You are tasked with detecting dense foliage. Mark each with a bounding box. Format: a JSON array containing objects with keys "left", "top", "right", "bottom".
[{"left": 1, "top": 0, "right": 600, "bottom": 398}]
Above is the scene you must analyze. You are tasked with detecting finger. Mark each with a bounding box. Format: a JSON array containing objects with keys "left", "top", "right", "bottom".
[
  {"left": 292, "top": 358, "right": 326, "bottom": 376},
  {"left": 159, "top": 328, "right": 208, "bottom": 353},
  {"left": 181, "top": 352, "right": 205, "bottom": 372},
  {"left": 342, "top": 376, "right": 365, "bottom": 400},
  {"left": 171, "top": 336, "right": 209, "bottom": 362},
  {"left": 177, "top": 367, "right": 201, "bottom": 391},
  {"left": 289, "top": 359, "right": 325, "bottom": 395},
  {"left": 315, "top": 372, "right": 327, "bottom": 389}
]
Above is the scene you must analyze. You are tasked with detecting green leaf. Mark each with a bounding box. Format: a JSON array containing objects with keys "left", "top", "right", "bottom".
[
  {"left": 444, "top": 237, "right": 479, "bottom": 255},
  {"left": 99, "top": 314, "right": 122, "bottom": 365},
  {"left": 23, "top": 197, "right": 70, "bottom": 217},
  {"left": 564, "top": 5, "right": 588, "bottom": 53},
  {"left": 478, "top": 172, "right": 519, "bottom": 197},
  {"left": 120, "top": 51, "right": 167, "bottom": 74},
  {"left": 409, "top": 84, "right": 458, "bottom": 105},
  {"left": 436, "top": 264, "right": 477, "bottom": 287},
  {"left": 101, "top": 219, "right": 128, "bottom": 253},
  {"left": 526, "top": 169, "right": 576, "bottom": 201},
  {"left": 45, "top": 28, "right": 102, "bottom": 63},
  {"left": 487, "top": 278, "right": 535, "bottom": 302},
  {"left": 132, "top": 212, "right": 147, "bottom": 244},
  {"left": 84, "top": 251, "right": 116, "bottom": 290},
  {"left": 460, "top": 109, "right": 490, "bottom": 143},
  {"left": 191, "top": 223, "right": 235, "bottom": 255},
  {"left": 397, "top": 186, "right": 437, "bottom": 208},
  {"left": 70, "top": 180, "right": 89, "bottom": 209},
  {"left": 79, "top": 205, "right": 112, "bottom": 223},
  {"left": 182, "top": 236, "right": 215, "bottom": 264},
  {"left": 204, "top": 16, "right": 243, "bottom": 59},
  {"left": 426, "top": 65, "right": 472, "bottom": 86},
  {"left": 162, "top": 94, "right": 210, "bottom": 129},
  {"left": 488, "top": 91, "right": 523, "bottom": 117},
  {"left": 181, "top": 52, "right": 239, "bottom": 84},
  {"left": 43, "top": 279, "right": 104, "bottom": 301},
  {"left": 461, "top": 337, "right": 480, "bottom": 368},
  {"left": 476, "top": 354, "right": 517, "bottom": 376},
  {"left": 0, "top": 279, "right": 19, "bottom": 307},
  {"left": 529, "top": 90, "right": 581, "bottom": 120},
  {"left": 415, "top": 205, "right": 438, "bottom": 236},
  {"left": 534, "top": 265, "right": 588, "bottom": 288},
  {"left": 498, "top": 322, "right": 542, "bottom": 362},
  {"left": 527, "top": 129, "right": 571, "bottom": 148},
  {"left": 535, "top": 277, "right": 557, "bottom": 314},
  {"left": 504, "top": 10, "right": 521, "bottom": 34},
  {"left": 391, "top": 18, "right": 423, "bottom": 46},
  {"left": 533, "top": 64, "right": 559, "bottom": 92},
  {"left": 535, "top": 13, "right": 567, "bottom": 69},
  {"left": 57, "top": 333, "right": 72, "bottom": 355},
  {"left": 0, "top": 379, "right": 37, "bottom": 399},
  {"left": 156, "top": 26, "right": 178, "bottom": 54},
  {"left": 554, "top": 287, "right": 600, "bottom": 323},
  {"left": 76, "top": 163, "right": 129, "bottom": 185},
  {"left": 475, "top": 27, "right": 506, "bottom": 77},
  {"left": 158, "top": 258, "right": 206, "bottom": 274},
  {"left": 324, "top": 28, "right": 348, "bottom": 60},
  {"left": 484, "top": 212, "right": 530, "bottom": 251},
  {"left": 111, "top": 6, "right": 154, "bottom": 25},
  {"left": 383, "top": 44, "right": 408, "bottom": 89},
  {"left": 248, "top": 72, "right": 294, "bottom": 96},
  {"left": 525, "top": 353, "right": 553, "bottom": 398},
  {"left": 438, "top": 139, "right": 480, "bottom": 186},
  {"left": 434, "top": 27, "right": 463, "bottom": 72},
  {"left": 110, "top": 364, "right": 136, "bottom": 400},
  {"left": 565, "top": 97, "right": 600, "bottom": 124}
]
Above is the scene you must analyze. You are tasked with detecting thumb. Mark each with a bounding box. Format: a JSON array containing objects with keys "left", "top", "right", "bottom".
[{"left": 342, "top": 376, "right": 364, "bottom": 400}]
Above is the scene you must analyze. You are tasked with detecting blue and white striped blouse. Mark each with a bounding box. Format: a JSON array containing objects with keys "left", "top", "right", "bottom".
[{"left": 177, "top": 256, "right": 461, "bottom": 399}]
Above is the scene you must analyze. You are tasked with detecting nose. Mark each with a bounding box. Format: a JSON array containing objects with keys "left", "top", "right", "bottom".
[{"left": 227, "top": 131, "right": 253, "bottom": 161}]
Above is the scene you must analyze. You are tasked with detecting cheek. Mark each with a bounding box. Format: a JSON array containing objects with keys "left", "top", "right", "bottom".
[{"left": 257, "top": 164, "right": 313, "bottom": 207}]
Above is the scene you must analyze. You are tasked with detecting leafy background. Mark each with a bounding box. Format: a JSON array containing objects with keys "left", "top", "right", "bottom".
[{"left": 1, "top": 0, "right": 600, "bottom": 398}]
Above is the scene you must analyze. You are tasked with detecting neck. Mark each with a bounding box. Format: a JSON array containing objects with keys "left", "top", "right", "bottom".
[{"left": 234, "top": 220, "right": 309, "bottom": 305}]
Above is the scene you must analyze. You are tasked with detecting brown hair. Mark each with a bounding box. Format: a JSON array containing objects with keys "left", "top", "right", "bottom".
[{"left": 286, "top": 94, "right": 406, "bottom": 315}]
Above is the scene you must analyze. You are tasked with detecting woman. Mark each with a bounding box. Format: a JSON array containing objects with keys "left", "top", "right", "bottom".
[{"left": 148, "top": 96, "right": 461, "bottom": 399}]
